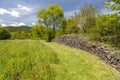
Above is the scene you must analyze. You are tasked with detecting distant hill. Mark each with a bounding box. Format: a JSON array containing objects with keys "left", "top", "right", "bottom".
[{"left": 3, "top": 26, "right": 32, "bottom": 32}]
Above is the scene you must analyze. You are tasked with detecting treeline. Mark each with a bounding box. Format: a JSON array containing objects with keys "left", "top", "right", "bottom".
[
  {"left": 3, "top": 26, "right": 31, "bottom": 32},
  {"left": 0, "top": 26, "right": 11, "bottom": 40},
  {"left": 0, "top": 25, "right": 32, "bottom": 40},
  {"left": 0, "top": 0, "right": 120, "bottom": 47},
  {"left": 33, "top": 3, "right": 120, "bottom": 46}
]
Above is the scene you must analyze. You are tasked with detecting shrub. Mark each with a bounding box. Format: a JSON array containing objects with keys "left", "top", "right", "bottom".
[
  {"left": 91, "top": 14, "right": 120, "bottom": 45},
  {"left": 44, "top": 28, "right": 54, "bottom": 42},
  {"left": 0, "top": 28, "right": 11, "bottom": 40},
  {"left": 32, "top": 25, "right": 55, "bottom": 42}
]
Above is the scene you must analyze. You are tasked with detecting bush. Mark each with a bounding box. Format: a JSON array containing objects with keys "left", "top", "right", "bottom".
[
  {"left": 44, "top": 28, "right": 54, "bottom": 42},
  {"left": 11, "top": 32, "right": 31, "bottom": 39},
  {"left": 0, "top": 28, "right": 11, "bottom": 40},
  {"left": 91, "top": 14, "right": 120, "bottom": 45},
  {"left": 32, "top": 25, "right": 55, "bottom": 42}
]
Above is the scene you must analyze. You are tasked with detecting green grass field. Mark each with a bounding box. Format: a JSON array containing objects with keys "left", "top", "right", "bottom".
[{"left": 0, "top": 40, "right": 120, "bottom": 80}]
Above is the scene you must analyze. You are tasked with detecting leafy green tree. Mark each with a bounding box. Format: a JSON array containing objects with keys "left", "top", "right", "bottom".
[
  {"left": 11, "top": 32, "right": 20, "bottom": 39},
  {"left": 79, "top": 4, "right": 98, "bottom": 33},
  {"left": 57, "top": 18, "right": 67, "bottom": 36},
  {"left": 37, "top": 4, "right": 64, "bottom": 34},
  {"left": 44, "top": 28, "right": 54, "bottom": 42},
  {"left": 0, "top": 26, "right": 11, "bottom": 40},
  {"left": 32, "top": 25, "right": 45, "bottom": 39},
  {"left": 105, "top": 0, "right": 120, "bottom": 10},
  {"left": 32, "top": 25, "right": 54, "bottom": 42},
  {"left": 92, "top": 14, "right": 120, "bottom": 44},
  {"left": 10, "top": 31, "right": 31, "bottom": 39},
  {"left": 66, "top": 18, "right": 80, "bottom": 34},
  {"left": 20, "top": 31, "right": 30, "bottom": 39}
]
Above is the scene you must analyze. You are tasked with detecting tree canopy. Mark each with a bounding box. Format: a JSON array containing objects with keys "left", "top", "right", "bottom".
[
  {"left": 105, "top": 0, "right": 120, "bottom": 10},
  {"left": 37, "top": 4, "right": 64, "bottom": 32},
  {"left": 0, "top": 26, "right": 11, "bottom": 40},
  {"left": 74, "top": 4, "right": 98, "bottom": 33},
  {"left": 91, "top": 14, "right": 120, "bottom": 44}
]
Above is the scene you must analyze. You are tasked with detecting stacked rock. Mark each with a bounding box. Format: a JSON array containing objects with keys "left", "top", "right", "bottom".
[{"left": 53, "top": 35, "right": 120, "bottom": 72}]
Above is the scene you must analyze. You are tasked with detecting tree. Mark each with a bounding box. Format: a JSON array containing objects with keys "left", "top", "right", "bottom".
[
  {"left": 37, "top": 4, "right": 64, "bottom": 35},
  {"left": 57, "top": 18, "right": 67, "bottom": 36},
  {"left": 66, "top": 18, "right": 80, "bottom": 34},
  {"left": 32, "top": 25, "right": 54, "bottom": 42},
  {"left": 0, "top": 26, "right": 11, "bottom": 40},
  {"left": 92, "top": 14, "right": 120, "bottom": 44},
  {"left": 78, "top": 4, "right": 98, "bottom": 33},
  {"left": 44, "top": 28, "right": 54, "bottom": 42},
  {"left": 105, "top": 0, "right": 120, "bottom": 10},
  {"left": 32, "top": 25, "right": 45, "bottom": 39}
]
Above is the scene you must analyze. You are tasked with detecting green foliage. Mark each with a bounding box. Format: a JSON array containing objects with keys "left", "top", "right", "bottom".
[
  {"left": 79, "top": 4, "right": 98, "bottom": 33},
  {"left": 66, "top": 18, "right": 80, "bottom": 34},
  {"left": 37, "top": 4, "right": 64, "bottom": 34},
  {"left": 44, "top": 28, "right": 54, "bottom": 42},
  {"left": 11, "top": 32, "right": 31, "bottom": 39},
  {"left": 2, "top": 26, "right": 32, "bottom": 39},
  {"left": 91, "top": 14, "right": 120, "bottom": 45},
  {"left": 3, "top": 26, "right": 32, "bottom": 32},
  {"left": 105, "top": 0, "right": 120, "bottom": 10},
  {"left": 32, "top": 25, "right": 45, "bottom": 38},
  {"left": 65, "top": 4, "right": 97, "bottom": 34},
  {"left": 56, "top": 19, "right": 67, "bottom": 36},
  {"left": 0, "top": 27, "right": 11, "bottom": 40},
  {"left": 32, "top": 25, "right": 54, "bottom": 42}
]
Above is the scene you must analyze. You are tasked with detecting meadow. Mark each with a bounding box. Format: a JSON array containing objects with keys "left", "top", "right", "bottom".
[{"left": 0, "top": 40, "right": 120, "bottom": 80}]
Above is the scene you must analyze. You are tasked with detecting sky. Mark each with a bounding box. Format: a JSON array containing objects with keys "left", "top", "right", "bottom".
[{"left": 0, "top": 0, "right": 107, "bottom": 27}]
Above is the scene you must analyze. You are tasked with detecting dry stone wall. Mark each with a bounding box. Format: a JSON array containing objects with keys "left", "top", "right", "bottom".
[{"left": 53, "top": 35, "right": 120, "bottom": 72}]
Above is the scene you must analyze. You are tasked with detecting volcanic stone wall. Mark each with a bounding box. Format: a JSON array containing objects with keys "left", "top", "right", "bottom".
[{"left": 53, "top": 35, "right": 120, "bottom": 72}]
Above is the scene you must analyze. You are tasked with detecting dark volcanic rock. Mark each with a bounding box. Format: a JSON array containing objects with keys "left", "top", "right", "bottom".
[{"left": 53, "top": 35, "right": 120, "bottom": 72}]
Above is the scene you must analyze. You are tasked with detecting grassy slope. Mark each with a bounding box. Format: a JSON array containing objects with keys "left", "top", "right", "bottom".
[
  {"left": 0, "top": 40, "right": 58, "bottom": 80},
  {"left": 42, "top": 41, "right": 120, "bottom": 80},
  {"left": 0, "top": 40, "right": 120, "bottom": 80}
]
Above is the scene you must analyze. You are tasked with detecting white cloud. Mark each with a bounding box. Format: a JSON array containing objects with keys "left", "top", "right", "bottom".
[
  {"left": 18, "top": 22, "right": 26, "bottom": 26},
  {"left": 1, "top": 23, "right": 7, "bottom": 27},
  {"left": 17, "top": 4, "right": 32, "bottom": 12},
  {"left": 0, "top": 4, "right": 32, "bottom": 18},
  {"left": 64, "top": 9, "right": 80, "bottom": 17},
  {"left": 0, "top": 8, "right": 20, "bottom": 17},
  {"left": 0, "top": 8, "right": 9, "bottom": 15},
  {"left": 32, "top": 22, "right": 36, "bottom": 25},
  {"left": 10, "top": 22, "right": 26, "bottom": 26},
  {"left": 10, "top": 23, "right": 17, "bottom": 26},
  {"left": 10, "top": 10, "right": 20, "bottom": 17}
]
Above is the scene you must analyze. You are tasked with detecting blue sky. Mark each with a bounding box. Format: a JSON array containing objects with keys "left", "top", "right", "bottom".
[{"left": 0, "top": 0, "right": 106, "bottom": 26}]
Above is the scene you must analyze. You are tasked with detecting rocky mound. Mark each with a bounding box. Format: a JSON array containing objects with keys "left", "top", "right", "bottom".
[{"left": 53, "top": 35, "right": 120, "bottom": 72}]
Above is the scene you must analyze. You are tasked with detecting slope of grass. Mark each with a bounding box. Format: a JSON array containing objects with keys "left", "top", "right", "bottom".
[
  {"left": 0, "top": 40, "right": 120, "bottom": 80},
  {"left": 42, "top": 41, "right": 120, "bottom": 80},
  {"left": 0, "top": 40, "right": 58, "bottom": 80}
]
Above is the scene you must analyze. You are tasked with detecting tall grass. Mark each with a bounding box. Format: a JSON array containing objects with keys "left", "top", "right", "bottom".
[
  {"left": 0, "top": 40, "right": 120, "bottom": 80},
  {"left": 43, "top": 41, "right": 120, "bottom": 80},
  {"left": 0, "top": 40, "right": 58, "bottom": 80}
]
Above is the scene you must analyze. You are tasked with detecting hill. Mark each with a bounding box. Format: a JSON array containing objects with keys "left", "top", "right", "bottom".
[
  {"left": 0, "top": 40, "right": 120, "bottom": 80},
  {"left": 3, "top": 26, "right": 32, "bottom": 32}
]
